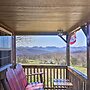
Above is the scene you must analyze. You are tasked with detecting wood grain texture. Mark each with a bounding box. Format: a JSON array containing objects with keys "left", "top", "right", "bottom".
[{"left": 0, "top": 0, "right": 90, "bottom": 34}]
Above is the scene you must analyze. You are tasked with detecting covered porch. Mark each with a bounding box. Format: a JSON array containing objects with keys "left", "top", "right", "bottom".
[{"left": 0, "top": 0, "right": 90, "bottom": 90}]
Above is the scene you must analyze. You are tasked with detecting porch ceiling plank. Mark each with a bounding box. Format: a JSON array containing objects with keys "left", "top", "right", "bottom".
[
  {"left": 0, "top": 0, "right": 90, "bottom": 35},
  {"left": 0, "top": 0, "right": 89, "bottom": 6}
]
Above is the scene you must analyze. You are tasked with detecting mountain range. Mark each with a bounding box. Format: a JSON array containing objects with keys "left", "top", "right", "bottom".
[{"left": 16, "top": 46, "right": 87, "bottom": 56}]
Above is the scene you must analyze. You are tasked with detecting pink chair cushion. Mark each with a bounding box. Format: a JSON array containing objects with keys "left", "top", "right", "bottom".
[
  {"left": 26, "top": 83, "right": 43, "bottom": 90},
  {"left": 14, "top": 69, "right": 25, "bottom": 90},
  {"left": 6, "top": 68, "right": 21, "bottom": 90},
  {"left": 15, "top": 64, "right": 44, "bottom": 90},
  {"left": 25, "top": 84, "right": 33, "bottom": 90},
  {"left": 16, "top": 64, "right": 27, "bottom": 88}
]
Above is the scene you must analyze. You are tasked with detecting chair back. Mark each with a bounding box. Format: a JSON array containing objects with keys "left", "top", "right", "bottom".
[
  {"left": 16, "top": 64, "right": 27, "bottom": 88},
  {"left": 6, "top": 68, "right": 21, "bottom": 90}
]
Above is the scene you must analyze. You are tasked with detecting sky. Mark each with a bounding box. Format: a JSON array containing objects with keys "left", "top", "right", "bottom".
[
  {"left": 16, "top": 29, "right": 86, "bottom": 47},
  {"left": 0, "top": 36, "right": 12, "bottom": 48}
]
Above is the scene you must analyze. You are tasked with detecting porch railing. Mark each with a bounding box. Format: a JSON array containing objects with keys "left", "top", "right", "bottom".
[
  {"left": 22, "top": 64, "right": 67, "bottom": 89},
  {"left": 68, "top": 66, "right": 87, "bottom": 90},
  {"left": 22, "top": 65, "right": 87, "bottom": 90}
]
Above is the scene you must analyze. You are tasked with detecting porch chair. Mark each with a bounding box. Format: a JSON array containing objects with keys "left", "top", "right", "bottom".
[
  {"left": 15, "top": 64, "right": 44, "bottom": 90},
  {"left": 6, "top": 64, "right": 44, "bottom": 90}
]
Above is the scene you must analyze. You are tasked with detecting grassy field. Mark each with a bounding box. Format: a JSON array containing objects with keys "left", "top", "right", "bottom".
[
  {"left": 72, "top": 66, "right": 87, "bottom": 75},
  {"left": 28, "top": 59, "right": 41, "bottom": 64}
]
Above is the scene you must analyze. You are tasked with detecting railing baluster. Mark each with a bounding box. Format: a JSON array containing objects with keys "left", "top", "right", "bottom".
[
  {"left": 55, "top": 69, "right": 57, "bottom": 79},
  {"left": 43, "top": 67, "right": 45, "bottom": 88},
  {"left": 51, "top": 69, "right": 52, "bottom": 88},
  {"left": 49, "top": 68, "right": 50, "bottom": 89},
  {"left": 30, "top": 67, "right": 32, "bottom": 82},
  {"left": 33, "top": 68, "right": 35, "bottom": 82},
  {"left": 53, "top": 68, "right": 55, "bottom": 79},
  {"left": 58, "top": 68, "right": 60, "bottom": 79},
  {"left": 61, "top": 69, "right": 63, "bottom": 79},
  {"left": 63, "top": 69, "right": 65, "bottom": 79},
  {"left": 47, "top": 68, "right": 48, "bottom": 88},
  {"left": 27, "top": 67, "right": 29, "bottom": 82},
  {"left": 31, "top": 68, "right": 33, "bottom": 82},
  {"left": 50, "top": 68, "right": 51, "bottom": 88},
  {"left": 28, "top": 68, "right": 30, "bottom": 83},
  {"left": 57, "top": 68, "right": 58, "bottom": 79},
  {"left": 36, "top": 68, "right": 37, "bottom": 82},
  {"left": 60, "top": 68, "right": 62, "bottom": 79}
]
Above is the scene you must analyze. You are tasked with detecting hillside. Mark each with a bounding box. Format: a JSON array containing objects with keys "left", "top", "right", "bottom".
[{"left": 16, "top": 46, "right": 87, "bottom": 66}]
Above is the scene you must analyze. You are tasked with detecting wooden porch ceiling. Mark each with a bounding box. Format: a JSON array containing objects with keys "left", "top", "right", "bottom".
[{"left": 0, "top": 0, "right": 90, "bottom": 35}]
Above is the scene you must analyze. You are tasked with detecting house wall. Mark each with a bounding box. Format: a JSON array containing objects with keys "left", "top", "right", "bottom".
[{"left": 0, "top": 27, "right": 15, "bottom": 90}]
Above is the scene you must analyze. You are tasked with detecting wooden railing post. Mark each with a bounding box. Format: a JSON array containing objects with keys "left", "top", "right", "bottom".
[
  {"left": 66, "top": 34, "right": 70, "bottom": 66},
  {"left": 87, "top": 23, "right": 90, "bottom": 90}
]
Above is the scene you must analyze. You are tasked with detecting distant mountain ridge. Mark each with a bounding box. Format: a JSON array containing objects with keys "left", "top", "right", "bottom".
[{"left": 16, "top": 46, "right": 86, "bottom": 56}]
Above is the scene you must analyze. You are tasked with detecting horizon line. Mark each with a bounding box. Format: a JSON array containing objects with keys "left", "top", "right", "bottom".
[{"left": 16, "top": 46, "right": 87, "bottom": 48}]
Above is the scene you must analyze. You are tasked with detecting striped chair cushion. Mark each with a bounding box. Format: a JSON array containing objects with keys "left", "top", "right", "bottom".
[
  {"left": 26, "top": 82, "right": 44, "bottom": 90},
  {"left": 16, "top": 64, "right": 44, "bottom": 90},
  {"left": 6, "top": 68, "right": 22, "bottom": 90},
  {"left": 16, "top": 64, "right": 27, "bottom": 88},
  {"left": 14, "top": 69, "right": 25, "bottom": 90}
]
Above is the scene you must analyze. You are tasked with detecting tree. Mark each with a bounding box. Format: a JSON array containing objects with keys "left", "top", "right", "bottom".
[
  {"left": 71, "top": 57, "right": 78, "bottom": 66},
  {"left": 16, "top": 36, "right": 32, "bottom": 46}
]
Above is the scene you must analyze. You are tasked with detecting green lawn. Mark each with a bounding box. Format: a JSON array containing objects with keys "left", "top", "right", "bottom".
[
  {"left": 72, "top": 66, "right": 87, "bottom": 75},
  {"left": 28, "top": 59, "right": 41, "bottom": 64}
]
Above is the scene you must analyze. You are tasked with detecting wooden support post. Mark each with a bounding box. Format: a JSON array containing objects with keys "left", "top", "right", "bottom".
[
  {"left": 87, "top": 23, "right": 90, "bottom": 90},
  {"left": 66, "top": 34, "right": 70, "bottom": 66},
  {"left": 12, "top": 35, "right": 16, "bottom": 66},
  {"left": 66, "top": 34, "right": 70, "bottom": 79},
  {"left": 58, "top": 33, "right": 70, "bottom": 79}
]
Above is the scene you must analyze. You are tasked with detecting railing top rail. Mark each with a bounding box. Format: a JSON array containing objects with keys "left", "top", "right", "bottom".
[
  {"left": 68, "top": 66, "right": 87, "bottom": 82},
  {"left": 22, "top": 64, "right": 67, "bottom": 68}
]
